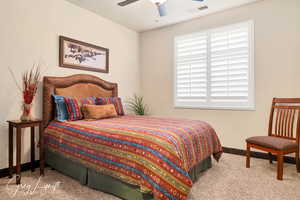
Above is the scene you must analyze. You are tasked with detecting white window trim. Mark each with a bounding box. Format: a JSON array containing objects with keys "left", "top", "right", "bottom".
[{"left": 173, "top": 20, "right": 255, "bottom": 111}]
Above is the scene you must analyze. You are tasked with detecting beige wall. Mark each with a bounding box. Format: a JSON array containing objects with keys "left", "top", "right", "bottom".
[
  {"left": 0, "top": 0, "right": 139, "bottom": 168},
  {"left": 140, "top": 0, "right": 300, "bottom": 149}
]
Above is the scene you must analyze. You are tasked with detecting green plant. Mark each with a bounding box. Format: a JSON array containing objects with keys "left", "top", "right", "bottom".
[{"left": 126, "top": 94, "right": 148, "bottom": 115}]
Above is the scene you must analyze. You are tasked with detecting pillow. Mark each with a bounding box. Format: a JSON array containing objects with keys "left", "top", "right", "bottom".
[
  {"left": 82, "top": 104, "right": 118, "bottom": 120},
  {"left": 95, "top": 97, "right": 124, "bottom": 116},
  {"left": 52, "top": 95, "right": 69, "bottom": 122},
  {"left": 64, "top": 97, "right": 96, "bottom": 121}
]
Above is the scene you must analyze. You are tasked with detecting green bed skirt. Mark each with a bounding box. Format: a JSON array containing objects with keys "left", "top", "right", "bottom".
[{"left": 45, "top": 149, "right": 212, "bottom": 200}]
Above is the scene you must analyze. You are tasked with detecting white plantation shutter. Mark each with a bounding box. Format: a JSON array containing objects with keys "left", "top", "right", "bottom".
[
  {"left": 175, "top": 33, "right": 208, "bottom": 106},
  {"left": 174, "top": 21, "right": 255, "bottom": 110}
]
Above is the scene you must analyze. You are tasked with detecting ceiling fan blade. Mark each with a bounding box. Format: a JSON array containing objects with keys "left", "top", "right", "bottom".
[
  {"left": 118, "top": 0, "right": 140, "bottom": 7},
  {"left": 157, "top": 3, "right": 167, "bottom": 17}
]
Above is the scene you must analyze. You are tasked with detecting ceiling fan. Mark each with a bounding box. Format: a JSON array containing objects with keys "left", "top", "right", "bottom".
[{"left": 118, "top": 0, "right": 206, "bottom": 17}]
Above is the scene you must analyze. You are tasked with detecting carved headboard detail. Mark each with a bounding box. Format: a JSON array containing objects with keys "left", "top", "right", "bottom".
[{"left": 43, "top": 74, "right": 118, "bottom": 127}]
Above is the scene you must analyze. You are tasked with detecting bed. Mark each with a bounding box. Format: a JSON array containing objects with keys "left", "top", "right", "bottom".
[{"left": 42, "top": 74, "right": 222, "bottom": 200}]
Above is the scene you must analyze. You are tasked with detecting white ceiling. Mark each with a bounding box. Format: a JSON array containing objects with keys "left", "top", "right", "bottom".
[{"left": 65, "top": 0, "right": 259, "bottom": 32}]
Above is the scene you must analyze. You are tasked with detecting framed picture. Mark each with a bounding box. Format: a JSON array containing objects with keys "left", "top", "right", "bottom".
[{"left": 59, "top": 36, "right": 109, "bottom": 73}]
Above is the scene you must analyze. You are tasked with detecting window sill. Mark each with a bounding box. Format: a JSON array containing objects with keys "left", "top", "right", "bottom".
[{"left": 174, "top": 105, "right": 256, "bottom": 111}]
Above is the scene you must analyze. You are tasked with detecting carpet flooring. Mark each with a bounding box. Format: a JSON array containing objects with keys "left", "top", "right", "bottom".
[{"left": 0, "top": 153, "right": 299, "bottom": 200}]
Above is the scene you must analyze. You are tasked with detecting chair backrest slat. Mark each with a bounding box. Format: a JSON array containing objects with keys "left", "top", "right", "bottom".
[
  {"left": 289, "top": 109, "right": 295, "bottom": 138},
  {"left": 286, "top": 109, "right": 292, "bottom": 137},
  {"left": 279, "top": 109, "right": 285, "bottom": 136},
  {"left": 275, "top": 109, "right": 280, "bottom": 135},
  {"left": 283, "top": 109, "right": 288, "bottom": 137},
  {"left": 269, "top": 98, "right": 300, "bottom": 141}
]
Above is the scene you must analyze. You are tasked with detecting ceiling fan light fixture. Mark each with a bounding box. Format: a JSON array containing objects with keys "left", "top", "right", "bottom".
[
  {"left": 198, "top": 5, "right": 208, "bottom": 11},
  {"left": 149, "top": 0, "right": 167, "bottom": 5}
]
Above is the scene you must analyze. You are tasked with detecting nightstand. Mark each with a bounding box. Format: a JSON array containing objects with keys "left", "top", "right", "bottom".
[{"left": 7, "top": 119, "right": 45, "bottom": 184}]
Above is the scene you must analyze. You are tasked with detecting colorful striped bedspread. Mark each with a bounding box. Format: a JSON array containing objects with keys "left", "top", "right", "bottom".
[{"left": 44, "top": 115, "right": 222, "bottom": 200}]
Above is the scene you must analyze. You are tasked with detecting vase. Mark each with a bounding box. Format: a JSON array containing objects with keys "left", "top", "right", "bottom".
[{"left": 20, "top": 103, "right": 33, "bottom": 121}]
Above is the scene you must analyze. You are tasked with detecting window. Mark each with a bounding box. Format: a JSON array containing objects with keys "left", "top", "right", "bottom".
[{"left": 174, "top": 20, "right": 255, "bottom": 110}]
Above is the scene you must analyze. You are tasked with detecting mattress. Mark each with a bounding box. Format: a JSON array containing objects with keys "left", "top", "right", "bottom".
[{"left": 44, "top": 115, "right": 222, "bottom": 200}]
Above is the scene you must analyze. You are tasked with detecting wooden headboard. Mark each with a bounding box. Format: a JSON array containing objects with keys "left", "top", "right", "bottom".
[{"left": 43, "top": 74, "right": 118, "bottom": 127}]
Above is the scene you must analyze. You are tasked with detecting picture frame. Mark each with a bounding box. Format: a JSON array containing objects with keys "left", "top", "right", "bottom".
[{"left": 59, "top": 36, "right": 109, "bottom": 73}]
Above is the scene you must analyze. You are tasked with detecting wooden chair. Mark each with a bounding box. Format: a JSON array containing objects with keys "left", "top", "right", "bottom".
[{"left": 246, "top": 98, "right": 300, "bottom": 180}]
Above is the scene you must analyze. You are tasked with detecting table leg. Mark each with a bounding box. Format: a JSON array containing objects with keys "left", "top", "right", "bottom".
[
  {"left": 31, "top": 127, "right": 35, "bottom": 172},
  {"left": 16, "top": 127, "right": 21, "bottom": 184},
  {"left": 8, "top": 125, "right": 13, "bottom": 178},
  {"left": 39, "top": 124, "right": 45, "bottom": 176}
]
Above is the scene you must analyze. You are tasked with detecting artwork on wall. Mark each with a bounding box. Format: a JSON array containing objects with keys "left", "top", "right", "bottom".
[{"left": 59, "top": 36, "right": 109, "bottom": 73}]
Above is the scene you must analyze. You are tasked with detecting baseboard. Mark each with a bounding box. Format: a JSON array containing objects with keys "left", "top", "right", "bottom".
[
  {"left": 0, "top": 161, "right": 40, "bottom": 178},
  {"left": 222, "top": 147, "right": 296, "bottom": 164},
  {"left": 0, "top": 147, "right": 296, "bottom": 178}
]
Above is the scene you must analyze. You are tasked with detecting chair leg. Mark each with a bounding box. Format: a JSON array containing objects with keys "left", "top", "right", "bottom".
[
  {"left": 246, "top": 143, "right": 251, "bottom": 168},
  {"left": 277, "top": 153, "right": 284, "bottom": 180},
  {"left": 296, "top": 150, "right": 300, "bottom": 173},
  {"left": 268, "top": 152, "right": 273, "bottom": 164}
]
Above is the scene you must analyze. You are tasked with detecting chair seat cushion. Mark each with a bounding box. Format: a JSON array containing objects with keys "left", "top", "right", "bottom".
[{"left": 246, "top": 136, "right": 297, "bottom": 150}]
